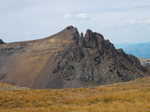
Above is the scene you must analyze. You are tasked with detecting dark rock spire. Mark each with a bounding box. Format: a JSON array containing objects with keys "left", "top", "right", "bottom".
[{"left": 0, "top": 39, "right": 5, "bottom": 44}]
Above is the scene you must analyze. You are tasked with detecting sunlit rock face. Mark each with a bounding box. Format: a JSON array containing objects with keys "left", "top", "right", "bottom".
[{"left": 0, "top": 26, "right": 148, "bottom": 89}]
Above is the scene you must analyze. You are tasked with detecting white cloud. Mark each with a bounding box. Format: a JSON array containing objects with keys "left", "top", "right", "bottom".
[
  {"left": 128, "top": 18, "right": 150, "bottom": 25},
  {"left": 64, "top": 13, "right": 90, "bottom": 20},
  {"left": 76, "top": 13, "right": 88, "bottom": 19},
  {"left": 64, "top": 14, "right": 72, "bottom": 19}
]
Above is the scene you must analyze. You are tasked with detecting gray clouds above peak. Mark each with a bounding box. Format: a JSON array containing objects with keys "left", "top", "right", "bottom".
[{"left": 0, "top": 0, "right": 150, "bottom": 43}]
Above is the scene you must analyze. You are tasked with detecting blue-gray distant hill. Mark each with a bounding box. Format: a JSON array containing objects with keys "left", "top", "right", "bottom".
[{"left": 116, "top": 42, "right": 150, "bottom": 58}]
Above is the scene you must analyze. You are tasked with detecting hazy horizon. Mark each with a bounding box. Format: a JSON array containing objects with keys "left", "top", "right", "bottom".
[{"left": 0, "top": 0, "right": 150, "bottom": 44}]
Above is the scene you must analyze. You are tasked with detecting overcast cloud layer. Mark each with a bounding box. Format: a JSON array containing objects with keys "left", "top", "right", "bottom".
[{"left": 0, "top": 0, "right": 150, "bottom": 43}]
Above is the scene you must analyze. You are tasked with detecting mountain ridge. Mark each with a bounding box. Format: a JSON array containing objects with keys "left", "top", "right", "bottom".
[{"left": 0, "top": 26, "right": 149, "bottom": 89}]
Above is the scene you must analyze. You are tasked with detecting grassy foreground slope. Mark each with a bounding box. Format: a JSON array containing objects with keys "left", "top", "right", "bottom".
[{"left": 0, "top": 77, "right": 150, "bottom": 112}]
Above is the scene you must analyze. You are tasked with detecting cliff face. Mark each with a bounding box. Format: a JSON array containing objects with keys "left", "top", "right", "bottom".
[{"left": 0, "top": 26, "right": 148, "bottom": 89}]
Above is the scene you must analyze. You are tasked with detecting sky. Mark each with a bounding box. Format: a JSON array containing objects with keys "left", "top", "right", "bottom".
[{"left": 0, "top": 0, "right": 150, "bottom": 44}]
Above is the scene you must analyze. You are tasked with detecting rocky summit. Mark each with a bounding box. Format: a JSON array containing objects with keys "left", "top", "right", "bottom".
[{"left": 0, "top": 26, "right": 149, "bottom": 89}]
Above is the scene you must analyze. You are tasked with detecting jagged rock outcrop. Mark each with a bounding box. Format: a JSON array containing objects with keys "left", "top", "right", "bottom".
[{"left": 0, "top": 26, "right": 149, "bottom": 89}]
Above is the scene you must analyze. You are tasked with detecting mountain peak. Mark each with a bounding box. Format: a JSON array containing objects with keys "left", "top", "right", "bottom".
[
  {"left": 64, "top": 25, "right": 79, "bottom": 34},
  {"left": 65, "top": 25, "right": 76, "bottom": 30}
]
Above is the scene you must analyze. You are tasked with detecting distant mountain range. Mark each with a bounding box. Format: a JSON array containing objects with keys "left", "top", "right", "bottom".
[{"left": 116, "top": 42, "right": 150, "bottom": 59}]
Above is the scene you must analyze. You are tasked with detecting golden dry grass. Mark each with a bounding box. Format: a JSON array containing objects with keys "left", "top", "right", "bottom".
[{"left": 0, "top": 77, "right": 150, "bottom": 112}]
